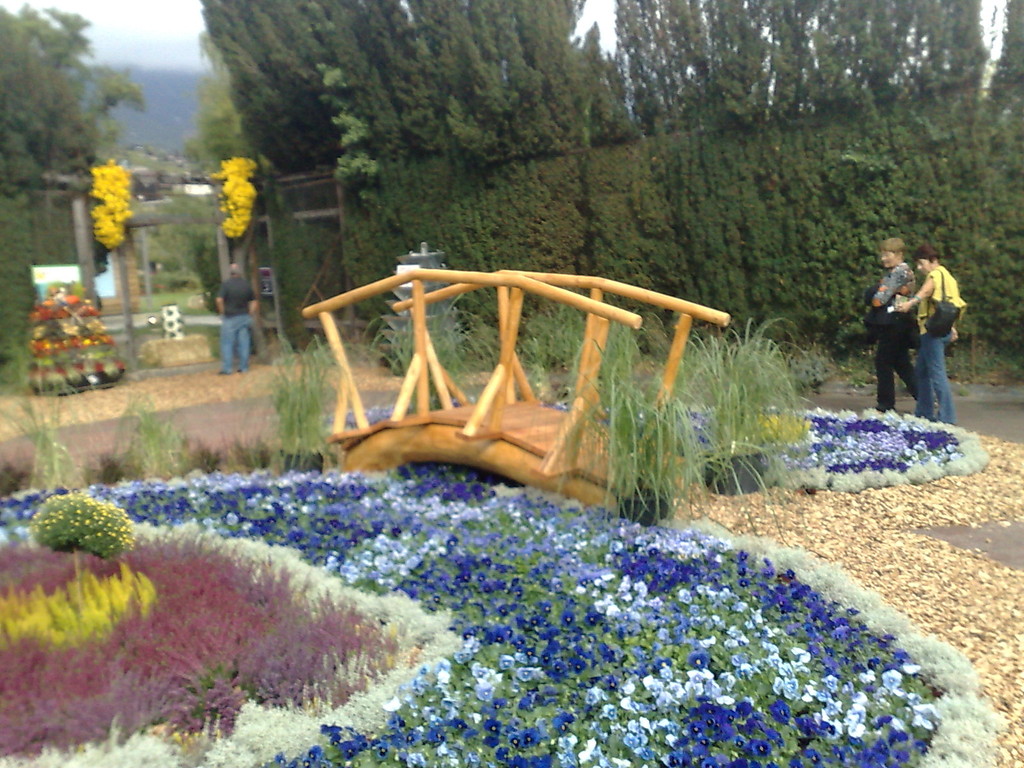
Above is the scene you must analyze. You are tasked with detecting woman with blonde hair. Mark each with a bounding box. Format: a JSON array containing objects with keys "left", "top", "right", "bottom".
[{"left": 865, "top": 237, "right": 917, "bottom": 412}]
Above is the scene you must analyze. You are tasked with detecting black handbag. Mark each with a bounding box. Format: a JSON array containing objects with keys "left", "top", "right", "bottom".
[{"left": 925, "top": 271, "right": 960, "bottom": 338}]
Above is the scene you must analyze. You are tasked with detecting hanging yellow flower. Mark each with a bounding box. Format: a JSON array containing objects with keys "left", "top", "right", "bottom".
[
  {"left": 89, "top": 160, "right": 132, "bottom": 250},
  {"left": 212, "top": 157, "right": 258, "bottom": 239}
]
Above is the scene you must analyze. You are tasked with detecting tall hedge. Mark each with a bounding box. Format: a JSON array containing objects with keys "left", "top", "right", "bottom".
[
  {"left": 0, "top": 196, "right": 40, "bottom": 383},
  {"left": 321, "top": 96, "right": 1022, "bottom": 362}
]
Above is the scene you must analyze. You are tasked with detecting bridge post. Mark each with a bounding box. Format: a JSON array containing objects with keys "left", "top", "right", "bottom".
[
  {"left": 412, "top": 279, "right": 431, "bottom": 415},
  {"left": 658, "top": 313, "right": 695, "bottom": 403}
]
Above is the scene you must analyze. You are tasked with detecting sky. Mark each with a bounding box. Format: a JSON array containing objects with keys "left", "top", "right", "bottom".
[
  {"left": 0, "top": 0, "right": 1008, "bottom": 72},
  {"left": 0, "top": 0, "right": 208, "bottom": 70}
]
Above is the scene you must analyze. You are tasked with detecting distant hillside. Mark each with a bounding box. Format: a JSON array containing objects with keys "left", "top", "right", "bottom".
[{"left": 112, "top": 68, "right": 202, "bottom": 153}]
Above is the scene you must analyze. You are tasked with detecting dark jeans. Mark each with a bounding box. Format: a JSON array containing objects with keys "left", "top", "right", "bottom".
[{"left": 874, "top": 324, "right": 917, "bottom": 411}]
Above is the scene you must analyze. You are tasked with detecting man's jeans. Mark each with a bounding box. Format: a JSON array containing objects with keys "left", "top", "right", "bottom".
[
  {"left": 914, "top": 331, "right": 956, "bottom": 424},
  {"left": 220, "top": 314, "right": 252, "bottom": 374}
]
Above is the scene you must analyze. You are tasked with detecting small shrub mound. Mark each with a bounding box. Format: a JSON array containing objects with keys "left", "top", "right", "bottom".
[{"left": 30, "top": 492, "right": 134, "bottom": 559}]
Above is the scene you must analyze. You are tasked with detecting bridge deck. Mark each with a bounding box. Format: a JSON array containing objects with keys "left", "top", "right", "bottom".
[{"left": 332, "top": 402, "right": 610, "bottom": 505}]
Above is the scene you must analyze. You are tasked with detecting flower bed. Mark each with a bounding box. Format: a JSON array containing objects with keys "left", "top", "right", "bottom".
[
  {"left": 0, "top": 455, "right": 999, "bottom": 768},
  {"left": 781, "top": 410, "right": 989, "bottom": 492},
  {"left": 0, "top": 534, "right": 399, "bottom": 755},
  {"left": 348, "top": 406, "right": 990, "bottom": 494},
  {"left": 0, "top": 521, "right": 458, "bottom": 768}
]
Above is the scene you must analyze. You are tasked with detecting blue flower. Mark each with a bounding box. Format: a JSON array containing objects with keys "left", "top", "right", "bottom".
[
  {"left": 687, "top": 649, "right": 712, "bottom": 670},
  {"left": 0, "top": 461, "right": 954, "bottom": 768}
]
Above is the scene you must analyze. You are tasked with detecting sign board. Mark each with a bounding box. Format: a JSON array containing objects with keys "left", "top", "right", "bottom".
[
  {"left": 31, "top": 264, "right": 82, "bottom": 301},
  {"left": 258, "top": 267, "right": 275, "bottom": 297}
]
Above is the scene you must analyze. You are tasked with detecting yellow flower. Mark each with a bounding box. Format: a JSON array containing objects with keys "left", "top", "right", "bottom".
[
  {"left": 89, "top": 160, "right": 133, "bottom": 250},
  {"left": 758, "top": 413, "right": 810, "bottom": 445},
  {"left": 212, "top": 157, "right": 258, "bottom": 239}
]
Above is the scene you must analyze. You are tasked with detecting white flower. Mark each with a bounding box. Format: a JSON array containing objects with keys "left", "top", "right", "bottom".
[
  {"left": 882, "top": 668, "right": 905, "bottom": 693},
  {"left": 579, "top": 738, "right": 598, "bottom": 762},
  {"left": 911, "top": 703, "right": 940, "bottom": 729}
]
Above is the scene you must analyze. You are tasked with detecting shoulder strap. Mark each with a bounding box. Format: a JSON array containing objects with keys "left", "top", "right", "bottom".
[{"left": 936, "top": 270, "right": 947, "bottom": 301}]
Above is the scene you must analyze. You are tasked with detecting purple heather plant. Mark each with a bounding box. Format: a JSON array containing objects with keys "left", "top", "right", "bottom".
[{"left": 0, "top": 535, "right": 398, "bottom": 756}]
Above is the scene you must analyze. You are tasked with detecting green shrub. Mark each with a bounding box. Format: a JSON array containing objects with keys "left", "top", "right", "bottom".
[
  {"left": 786, "top": 344, "right": 833, "bottom": 393},
  {"left": 519, "top": 304, "right": 586, "bottom": 376},
  {"left": 84, "top": 453, "right": 135, "bottom": 486},
  {"left": 31, "top": 492, "right": 135, "bottom": 559}
]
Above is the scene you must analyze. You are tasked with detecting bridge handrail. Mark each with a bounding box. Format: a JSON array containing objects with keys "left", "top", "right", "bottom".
[
  {"left": 302, "top": 268, "right": 643, "bottom": 329},
  {"left": 504, "top": 272, "right": 731, "bottom": 327},
  {"left": 389, "top": 270, "right": 731, "bottom": 328}
]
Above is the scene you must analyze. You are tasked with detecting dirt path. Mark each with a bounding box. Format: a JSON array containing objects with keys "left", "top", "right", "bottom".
[{"left": 0, "top": 363, "right": 405, "bottom": 443}]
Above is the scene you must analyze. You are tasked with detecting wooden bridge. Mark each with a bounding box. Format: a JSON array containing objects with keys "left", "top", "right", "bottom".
[{"left": 302, "top": 270, "right": 730, "bottom": 506}]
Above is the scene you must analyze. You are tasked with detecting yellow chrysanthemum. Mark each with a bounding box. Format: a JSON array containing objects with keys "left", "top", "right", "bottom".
[
  {"left": 89, "top": 160, "right": 133, "bottom": 251},
  {"left": 212, "top": 157, "right": 258, "bottom": 239}
]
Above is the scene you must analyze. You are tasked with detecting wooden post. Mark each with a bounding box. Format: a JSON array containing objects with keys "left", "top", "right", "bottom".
[
  {"left": 71, "top": 194, "right": 97, "bottom": 306},
  {"left": 392, "top": 355, "right": 423, "bottom": 422},
  {"left": 319, "top": 311, "right": 368, "bottom": 432},
  {"left": 572, "top": 288, "right": 606, "bottom": 408},
  {"left": 491, "top": 287, "right": 524, "bottom": 430},
  {"left": 463, "top": 363, "right": 507, "bottom": 437},
  {"left": 242, "top": 226, "right": 267, "bottom": 359},
  {"left": 510, "top": 354, "right": 536, "bottom": 403},
  {"left": 658, "top": 313, "right": 694, "bottom": 403},
  {"left": 115, "top": 241, "right": 136, "bottom": 369},
  {"left": 139, "top": 227, "right": 154, "bottom": 311},
  {"left": 216, "top": 227, "right": 231, "bottom": 282},
  {"left": 412, "top": 280, "right": 431, "bottom": 415},
  {"left": 540, "top": 315, "right": 609, "bottom": 476},
  {"left": 424, "top": 337, "right": 454, "bottom": 410}
]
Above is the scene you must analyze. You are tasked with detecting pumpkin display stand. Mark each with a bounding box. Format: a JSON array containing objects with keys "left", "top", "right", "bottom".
[{"left": 28, "top": 295, "right": 126, "bottom": 394}]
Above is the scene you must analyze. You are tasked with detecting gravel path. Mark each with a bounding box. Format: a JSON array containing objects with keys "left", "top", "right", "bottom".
[
  {"left": 1, "top": 363, "right": 1020, "bottom": 762},
  {"left": 701, "top": 440, "right": 1023, "bottom": 765}
]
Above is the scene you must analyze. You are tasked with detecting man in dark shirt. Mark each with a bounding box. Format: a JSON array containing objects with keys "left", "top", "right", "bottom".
[{"left": 216, "top": 263, "right": 257, "bottom": 374}]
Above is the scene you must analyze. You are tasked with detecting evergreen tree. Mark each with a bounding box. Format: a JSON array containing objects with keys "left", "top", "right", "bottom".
[
  {"left": 201, "top": 0, "right": 340, "bottom": 172},
  {"left": 615, "top": 0, "right": 710, "bottom": 134},
  {"left": 203, "top": 0, "right": 626, "bottom": 171},
  {"left": 991, "top": 0, "right": 1024, "bottom": 106}
]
